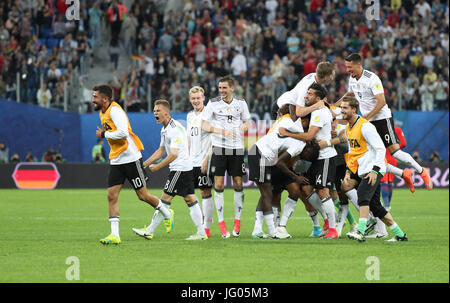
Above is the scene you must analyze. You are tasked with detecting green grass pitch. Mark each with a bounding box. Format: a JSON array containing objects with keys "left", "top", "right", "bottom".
[{"left": 0, "top": 188, "right": 448, "bottom": 283}]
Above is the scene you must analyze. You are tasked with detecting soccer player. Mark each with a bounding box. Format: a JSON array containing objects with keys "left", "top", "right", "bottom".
[
  {"left": 186, "top": 86, "right": 214, "bottom": 237},
  {"left": 279, "top": 83, "right": 339, "bottom": 239},
  {"left": 201, "top": 76, "right": 251, "bottom": 238},
  {"left": 270, "top": 61, "right": 336, "bottom": 120},
  {"left": 335, "top": 53, "right": 430, "bottom": 190},
  {"left": 132, "top": 99, "right": 207, "bottom": 240},
  {"left": 321, "top": 96, "right": 408, "bottom": 242},
  {"left": 92, "top": 85, "right": 173, "bottom": 245}
]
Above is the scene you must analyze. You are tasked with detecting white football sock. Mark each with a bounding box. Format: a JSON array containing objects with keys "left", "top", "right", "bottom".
[
  {"left": 392, "top": 149, "right": 423, "bottom": 173},
  {"left": 189, "top": 201, "right": 205, "bottom": 235},
  {"left": 336, "top": 204, "right": 349, "bottom": 234},
  {"left": 147, "top": 211, "right": 163, "bottom": 234},
  {"left": 155, "top": 200, "right": 171, "bottom": 219},
  {"left": 321, "top": 197, "right": 336, "bottom": 228},
  {"left": 279, "top": 197, "right": 297, "bottom": 227},
  {"left": 386, "top": 163, "right": 403, "bottom": 177},
  {"left": 345, "top": 189, "right": 359, "bottom": 211},
  {"left": 109, "top": 216, "right": 120, "bottom": 238},
  {"left": 307, "top": 192, "right": 327, "bottom": 219},
  {"left": 234, "top": 190, "right": 244, "bottom": 220},
  {"left": 214, "top": 190, "right": 225, "bottom": 222},
  {"left": 201, "top": 195, "right": 214, "bottom": 229},
  {"left": 307, "top": 210, "right": 320, "bottom": 227},
  {"left": 252, "top": 209, "right": 264, "bottom": 234},
  {"left": 263, "top": 212, "right": 276, "bottom": 236}
]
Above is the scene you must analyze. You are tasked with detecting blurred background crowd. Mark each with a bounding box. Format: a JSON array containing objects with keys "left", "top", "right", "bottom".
[{"left": 0, "top": 0, "right": 448, "bottom": 115}]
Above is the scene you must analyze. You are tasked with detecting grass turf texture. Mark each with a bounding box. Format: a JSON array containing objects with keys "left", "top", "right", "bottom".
[{"left": 0, "top": 188, "right": 448, "bottom": 283}]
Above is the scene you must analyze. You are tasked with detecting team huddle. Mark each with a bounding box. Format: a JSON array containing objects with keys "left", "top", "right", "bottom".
[{"left": 93, "top": 53, "right": 433, "bottom": 244}]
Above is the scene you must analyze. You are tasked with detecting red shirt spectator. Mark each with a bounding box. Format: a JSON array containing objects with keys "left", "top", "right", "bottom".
[
  {"left": 205, "top": 42, "right": 217, "bottom": 64},
  {"left": 388, "top": 12, "right": 401, "bottom": 28},
  {"left": 56, "top": 0, "right": 68, "bottom": 15},
  {"left": 310, "top": 0, "right": 324, "bottom": 12},
  {"left": 222, "top": 0, "right": 233, "bottom": 11},
  {"left": 303, "top": 58, "right": 317, "bottom": 76},
  {"left": 357, "top": 22, "right": 369, "bottom": 38}
]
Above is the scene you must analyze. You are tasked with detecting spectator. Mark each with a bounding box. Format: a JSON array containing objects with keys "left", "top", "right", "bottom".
[
  {"left": 43, "top": 148, "right": 56, "bottom": 162},
  {"left": 37, "top": 82, "right": 52, "bottom": 108},
  {"left": 429, "top": 151, "right": 444, "bottom": 163},
  {"left": 230, "top": 48, "right": 247, "bottom": 82},
  {"left": 434, "top": 75, "right": 449, "bottom": 110},
  {"left": 92, "top": 139, "right": 106, "bottom": 163},
  {"left": 0, "top": 141, "right": 9, "bottom": 163},
  {"left": 25, "top": 152, "right": 37, "bottom": 162},
  {"left": 10, "top": 153, "right": 20, "bottom": 163},
  {"left": 88, "top": 1, "right": 103, "bottom": 49},
  {"left": 413, "top": 151, "right": 423, "bottom": 163},
  {"left": 109, "top": 37, "right": 120, "bottom": 71},
  {"left": 419, "top": 78, "right": 437, "bottom": 111},
  {"left": 126, "top": 79, "right": 145, "bottom": 112}
]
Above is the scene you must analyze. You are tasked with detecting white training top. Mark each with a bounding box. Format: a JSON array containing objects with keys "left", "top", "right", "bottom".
[
  {"left": 348, "top": 69, "right": 391, "bottom": 121},
  {"left": 255, "top": 116, "right": 306, "bottom": 166},
  {"left": 160, "top": 118, "right": 193, "bottom": 172},
  {"left": 294, "top": 72, "right": 317, "bottom": 107},
  {"left": 310, "top": 107, "right": 337, "bottom": 160},
  {"left": 187, "top": 109, "right": 211, "bottom": 167},
  {"left": 353, "top": 121, "right": 387, "bottom": 176},
  {"left": 202, "top": 96, "right": 251, "bottom": 149},
  {"left": 106, "top": 106, "right": 142, "bottom": 165}
]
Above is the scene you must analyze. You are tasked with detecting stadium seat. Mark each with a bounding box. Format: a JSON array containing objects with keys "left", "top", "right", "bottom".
[
  {"left": 40, "top": 28, "right": 53, "bottom": 38},
  {"left": 46, "top": 38, "right": 60, "bottom": 49},
  {"left": 38, "top": 39, "right": 47, "bottom": 47}
]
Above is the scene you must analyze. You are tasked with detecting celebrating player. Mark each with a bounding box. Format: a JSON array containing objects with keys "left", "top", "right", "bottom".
[
  {"left": 201, "top": 76, "right": 251, "bottom": 238},
  {"left": 335, "top": 53, "right": 430, "bottom": 190},
  {"left": 280, "top": 83, "right": 339, "bottom": 239},
  {"left": 321, "top": 96, "right": 408, "bottom": 242},
  {"left": 93, "top": 85, "right": 173, "bottom": 245},
  {"left": 132, "top": 99, "right": 207, "bottom": 241},
  {"left": 186, "top": 86, "right": 214, "bottom": 237}
]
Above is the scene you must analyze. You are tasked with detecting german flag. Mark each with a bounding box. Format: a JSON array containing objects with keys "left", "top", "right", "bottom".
[{"left": 12, "top": 163, "right": 60, "bottom": 189}]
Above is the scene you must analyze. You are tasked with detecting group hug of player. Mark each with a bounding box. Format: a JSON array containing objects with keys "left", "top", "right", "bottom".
[{"left": 94, "top": 53, "right": 432, "bottom": 244}]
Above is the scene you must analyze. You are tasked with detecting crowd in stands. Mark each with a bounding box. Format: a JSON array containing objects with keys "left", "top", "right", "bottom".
[{"left": 0, "top": 0, "right": 448, "bottom": 115}]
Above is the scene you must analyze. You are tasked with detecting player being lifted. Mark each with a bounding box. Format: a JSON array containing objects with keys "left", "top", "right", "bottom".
[
  {"left": 133, "top": 99, "right": 207, "bottom": 240},
  {"left": 186, "top": 86, "right": 214, "bottom": 238},
  {"left": 280, "top": 83, "right": 339, "bottom": 239},
  {"left": 201, "top": 76, "right": 251, "bottom": 238},
  {"left": 320, "top": 97, "right": 408, "bottom": 242},
  {"left": 93, "top": 85, "right": 173, "bottom": 245},
  {"left": 335, "top": 53, "right": 430, "bottom": 191}
]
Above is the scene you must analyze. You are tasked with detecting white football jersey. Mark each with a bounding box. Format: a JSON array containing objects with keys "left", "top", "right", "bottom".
[
  {"left": 255, "top": 116, "right": 306, "bottom": 165},
  {"left": 348, "top": 69, "right": 391, "bottom": 121},
  {"left": 276, "top": 90, "right": 295, "bottom": 107},
  {"left": 294, "top": 72, "right": 317, "bottom": 107},
  {"left": 187, "top": 109, "right": 211, "bottom": 167},
  {"left": 202, "top": 96, "right": 251, "bottom": 149},
  {"left": 309, "top": 107, "right": 337, "bottom": 160},
  {"left": 160, "top": 119, "right": 193, "bottom": 172}
]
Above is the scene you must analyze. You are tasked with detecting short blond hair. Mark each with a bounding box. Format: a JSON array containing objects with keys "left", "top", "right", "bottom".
[{"left": 189, "top": 86, "right": 205, "bottom": 96}]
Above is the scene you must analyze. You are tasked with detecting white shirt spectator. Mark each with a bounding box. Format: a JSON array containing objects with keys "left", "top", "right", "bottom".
[
  {"left": 265, "top": 0, "right": 278, "bottom": 25},
  {"left": 230, "top": 51, "right": 247, "bottom": 77},
  {"left": 37, "top": 86, "right": 52, "bottom": 108},
  {"left": 416, "top": 1, "right": 432, "bottom": 18},
  {"left": 419, "top": 81, "right": 437, "bottom": 111}
]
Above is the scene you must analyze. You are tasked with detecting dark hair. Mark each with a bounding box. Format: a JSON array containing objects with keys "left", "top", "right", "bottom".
[
  {"left": 345, "top": 53, "right": 362, "bottom": 63},
  {"left": 154, "top": 99, "right": 171, "bottom": 110},
  {"left": 93, "top": 84, "right": 113, "bottom": 100},
  {"left": 218, "top": 75, "right": 235, "bottom": 87},
  {"left": 308, "top": 83, "right": 328, "bottom": 99},
  {"left": 278, "top": 104, "right": 290, "bottom": 116}
]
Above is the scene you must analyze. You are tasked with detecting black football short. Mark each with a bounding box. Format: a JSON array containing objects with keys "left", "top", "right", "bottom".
[
  {"left": 371, "top": 117, "right": 399, "bottom": 148},
  {"left": 271, "top": 166, "right": 297, "bottom": 194},
  {"left": 210, "top": 146, "right": 246, "bottom": 177},
  {"left": 192, "top": 166, "right": 213, "bottom": 189},
  {"left": 108, "top": 158, "right": 148, "bottom": 190},
  {"left": 163, "top": 170, "right": 195, "bottom": 197},
  {"left": 248, "top": 145, "right": 273, "bottom": 183},
  {"left": 305, "top": 156, "right": 336, "bottom": 189},
  {"left": 334, "top": 163, "right": 347, "bottom": 192}
]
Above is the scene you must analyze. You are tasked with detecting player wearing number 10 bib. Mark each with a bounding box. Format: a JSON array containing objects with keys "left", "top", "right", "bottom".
[{"left": 93, "top": 85, "right": 173, "bottom": 245}]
